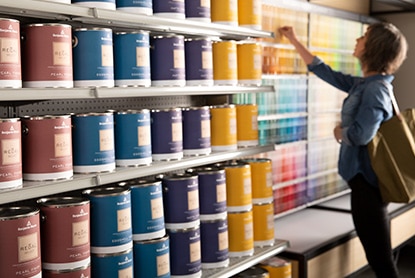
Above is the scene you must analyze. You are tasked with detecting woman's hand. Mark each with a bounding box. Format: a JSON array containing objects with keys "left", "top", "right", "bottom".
[
  {"left": 278, "top": 26, "right": 298, "bottom": 43},
  {"left": 333, "top": 122, "right": 343, "bottom": 144}
]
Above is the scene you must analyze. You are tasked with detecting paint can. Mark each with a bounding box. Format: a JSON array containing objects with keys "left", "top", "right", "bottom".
[
  {"left": 236, "top": 104, "right": 259, "bottom": 147},
  {"left": 238, "top": 0, "right": 262, "bottom": 30},
  {"left": 240, "top": 158, "right": 273, "bottom": 204},
  {"left": 185, "top": 0, "right": 211, "bottom": 21},
  {"left": 253, "top": 202, "right": 275, "bottom": 247},
  {"left": 119, "top": 179, "right": 166, "bottom": 241},
  {"left": 182, "top": 106, "right": 211, "bottom": 156},
  {"left": 150, "top": 108, "right": 183, "bottom": 161},
  {"left": 72, "top": 112, "right": 115, "bottom": 173},
  {"left": 150, "top": 35, "right": 185, "bottom": 86},
  {"left": 42, "top": 264, "right": 90, "bottom": 278},
  {"left": 22, "top": 23, "right": 73, "bottom": 88},
  {"left": 237, "top": 42, "right": 262, "bottom": 86},
  {"left": 211, "top": 0, "right": 238, "bottom": 25},
  {"left": 185, "top": 38, "right": 213, "bottom": 86},
  {"left": 216, "top": 160, "right": 252, "bottom": 212},
  {"left": 200, "top": 217, "right": 229, "bottom": 269},
  {"left": 259, "top": 257, "right": 292, "bottom": 278},
  {"left": 160, "top": 173, "right": 200, "bottom": 229},
  {"left": 113, "top": 31, "right": 151, "bottom": 87},
  {"left": 0, "top": 207, "right": 42, "bottom": 278},
  {"left": 72, "top": 0, "right": 116, "bottom": 10},
  {"left": 83, "top": 187, "right": 132, "bottom": 254},
  {"left": 114, "top": 109, "right": 152, "bottom": 166},
  {"left": 153, "top": 0, "right": 185, "bottom": 19},
  {"left": 210, "top": 104, "right": 237, "bottom": 152},
  {"left": 37, "top": 197, "right": 90, "bottom": 271},
  {"left": 0, "top": 18, "right": 21, "bottom": 88},
  {"left": 227, "top": 209, "right": 254, "bottom": 257},
  {"left": 21, "top": 115, "right": 73, "bottom": 181},
  {"left": 167, "top": 226, "right": 202, "bottom": 277},
  {"left": 0, "top": 118, "right": 22, "bottom": 189},
  {"left": 186, "top": 166, "right": 227, "bottom": 220},
  {"left": 91, "top": 248, "right": 134, "bottom": 277},
  {"left": 212, "top": 40, "right": 238, "bottom": 85},
  {"left": 116, "top": 0, "right": 153, "bottom": 15},
  {"left": 133, "top": 235, "right": 170, "bottom": 278},
  {"left": 234, "top": 266, "right": 270, "bottom": 277},
  {"left": 72, "top": 28, "right": 114, "bottom": 88}
]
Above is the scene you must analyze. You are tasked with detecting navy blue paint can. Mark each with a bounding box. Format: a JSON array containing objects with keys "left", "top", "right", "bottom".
[
  {"left": 119, "top": 179, "right": 166, "bottom": 241},
  {"left": 186, "top": 166, "right": 227, "bottom": 220},
  {"left": 114, "top": 109, "right": 152, "bottom": 166},
  {"left": 150, "top": 108, "right": 183, "bottom": 161},
  {"left": 200, "top": 217, "right": 229, "bottom": 269},
  {"left": 91, "top": 248, "right": 133, "bottom": 277},
  {"left": 185, "top": 0, "right": 211, "bottom": 21},
  {"left": 83, "top": 187, "right": 133, "bottom": 254},
  {"left": 167, "top": 226, "right": 202, "bottom": 277},
  {"left": 153, "top": 0, "right": 185, "bottom": 19},
  {"left": 185, "top": 38, "right": 213, "bottom": 86},
  {"left": 133, "top": 235, "right": 170, "bottom": 278},
  {"left": 150, "top": 35, "right": 185, "bottom": 87},
  {"left": 160, "top": 173, "right": 200, "bottom": 229},
  {"left": 72, "top": 28, "right": 114, "bottom": 88},
  {"left": 113, "top": 31, "right": 151, "bottom": 87},
  {"left": 72, "top": 112, "right": 115, "bottom": 173},
  {"left": 116, "top": 0, "right": 153, "bottom": 15},
  {"left": 182, "top": 106, "right": 211, "bottom": 156}
]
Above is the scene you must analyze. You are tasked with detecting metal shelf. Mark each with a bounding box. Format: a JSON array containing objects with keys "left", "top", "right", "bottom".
[
  {"left": 262, "top": 0, "right": 378, "bottom": 24},
  {"left": 0, "top": 0, "right": 273, "bottom": 40},
  {"left": 0, "top": 145, "right": 275, "bottom": 205},
  {"left": 0, "top": 86, "right": 274, "bottom": 101},
  {"left": 202, "top": 239, "right": 289, "bottom": 278}
]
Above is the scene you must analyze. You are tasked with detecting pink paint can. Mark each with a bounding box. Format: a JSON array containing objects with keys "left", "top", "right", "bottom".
[
  {"left": 22, "top": 23, "right": 73, "bottom": 88},
  {"left": 0, "top": 18, "right": 22, "bottom": 88},
  {"left": 37, "top": 197, "right": 90, "bottom": 271},
  {"left": 0, "top": 118, "right": 22, "bottom": 189},
  {"left": 21, "top": 115, "right": 73, "bottom": 181},
  {"left": 0, "top": 207, "right": 42, "bottom": 278}
]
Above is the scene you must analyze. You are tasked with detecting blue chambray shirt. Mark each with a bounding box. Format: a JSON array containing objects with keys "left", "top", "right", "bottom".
[{"left": 308, "top": 56, "right": 394, "bottom": 187}]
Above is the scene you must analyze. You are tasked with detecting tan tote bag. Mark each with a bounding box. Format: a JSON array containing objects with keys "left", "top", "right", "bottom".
[{"left": 367, "top": 87, "right": 415, "bottom": 203}]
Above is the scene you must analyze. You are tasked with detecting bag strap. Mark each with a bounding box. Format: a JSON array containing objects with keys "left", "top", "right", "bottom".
[{"left": 383, "top": 81, "right": 402, "bottom": 120}]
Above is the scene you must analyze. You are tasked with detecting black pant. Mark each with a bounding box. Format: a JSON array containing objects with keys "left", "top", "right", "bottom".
[{"left": 348, "top": 174, "right": 399, "bottom": 278}]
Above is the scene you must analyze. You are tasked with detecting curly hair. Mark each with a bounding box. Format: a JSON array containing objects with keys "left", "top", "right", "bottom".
[{"left": 361, "top": 22, "right": 408, "bottom": 74}]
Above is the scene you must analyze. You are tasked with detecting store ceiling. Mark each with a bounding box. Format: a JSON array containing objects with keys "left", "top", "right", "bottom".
[{"left": 371, "top": 0, "right": 415, "bottom": 14}]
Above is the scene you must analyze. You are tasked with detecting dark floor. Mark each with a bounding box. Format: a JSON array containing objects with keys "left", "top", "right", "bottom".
[{"left": 350, "top": 241, "right": 415, "bottom": 278}]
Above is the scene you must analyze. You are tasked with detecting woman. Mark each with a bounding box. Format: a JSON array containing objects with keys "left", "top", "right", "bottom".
[{"left": 279, "top": 22, "right": 408, "bottom": 278}]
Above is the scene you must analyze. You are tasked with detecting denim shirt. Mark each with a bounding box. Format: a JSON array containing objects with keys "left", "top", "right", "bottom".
[{"left": 308, "top": 56, "right": 394, "bottom": 187}]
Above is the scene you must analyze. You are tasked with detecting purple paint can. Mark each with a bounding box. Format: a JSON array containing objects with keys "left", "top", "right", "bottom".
[
  {"left": 167, "top": 226, "right": 202, "bottom": 277},
  {"left": 150, "top": 35, "right": 185, "bottom": 87},
  {"left": 150, "top": 108, "right": 183, "bottom": 161},
  {"left": 200, "top": 217, "right": 229, "bottom": 269},
  {"left": 185, "top": 0, "right": 211, "bottom": 21},
  {"left": 182, "top": 106, "right": 211, "bottom": 156},
  {"left": 160, "top": 173, "right": 200, "bottom": 229},
  {"left": 185, "top": 38, "right": 213, "bottom": 86},
  {"left": 186, "top": 166, "right": 227, "bottom": 220},
  {"left": 153, "top": 0, "right": 185, "bottom": 19}
]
